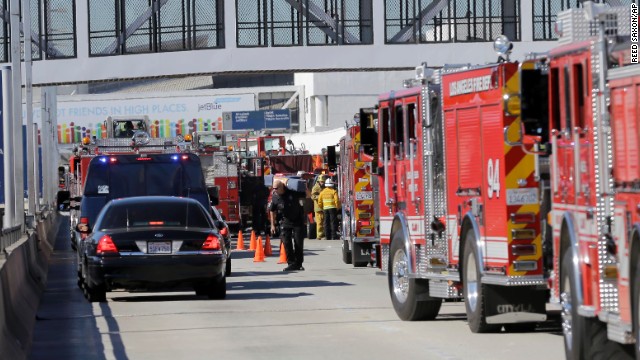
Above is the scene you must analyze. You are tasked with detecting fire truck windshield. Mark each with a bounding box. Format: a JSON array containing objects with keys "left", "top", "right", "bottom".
[
  {"left": 239, "top": 139, "right": 259, "bottom": 155},
  {"left": 199, "top": 134, "right": 225, "bottom": 147},
  {"left": 263, "top": 138, "right": 281, "bottom": 152}
]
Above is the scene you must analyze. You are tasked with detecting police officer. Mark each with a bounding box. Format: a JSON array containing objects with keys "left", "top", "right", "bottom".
[
  {"left": 310, "top": 175, "right": 326, "bottom": 239},
  {"left": 318, "top": 178, "right": 341, "bottom": 240},
  {"left": 270, "top": 180, "right": 306, "bottom": 271}
]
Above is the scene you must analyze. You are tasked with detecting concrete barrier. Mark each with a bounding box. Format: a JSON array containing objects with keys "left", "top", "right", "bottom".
[{"left": 0, "top": 211, "right": 60, "bottom": 360}]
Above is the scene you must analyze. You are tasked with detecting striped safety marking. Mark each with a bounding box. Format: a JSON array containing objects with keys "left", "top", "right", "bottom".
[{"left": 503, "top": 67, "right": 542, "bottom": 276}]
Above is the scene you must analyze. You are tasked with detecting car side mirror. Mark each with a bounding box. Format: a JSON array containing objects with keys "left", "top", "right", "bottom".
[{"left": 76, "top": 223, "right": 91, "bottom": 234}]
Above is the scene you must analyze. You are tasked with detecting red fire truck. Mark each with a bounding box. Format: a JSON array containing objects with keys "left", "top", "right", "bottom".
[
  {"left": 362, "top": 46, "right": 552, "bottom": 330},
  {"left": 191, "top": 131, "right": 243, "bottom": 230},
  {"left": 337, "top": 109, "right": 378, "bottom": 267},
  {"left": 512, "top": 3, "right": 638, "bottom": 358}
]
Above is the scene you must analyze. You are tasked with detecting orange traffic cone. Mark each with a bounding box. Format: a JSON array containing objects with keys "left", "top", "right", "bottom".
[
  {"left": 264, "top": 235, "right": 273, "bottom": 256},
  {"left": 249, "top": 231, "right": 257, "bottom": 251},
  {"left": 253, "top": 236, "right": 265, "bottom": 262},
  {"left": 277, "top": 241, "right": 288, "bottom": 264},
  {"left": 236, "top": 230, "right": 245, "bottom": 250}
]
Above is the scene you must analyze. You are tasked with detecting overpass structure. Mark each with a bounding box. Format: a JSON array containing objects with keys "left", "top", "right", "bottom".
[{"left": 0, "top": 0, "right": 584, "bottom": 85}]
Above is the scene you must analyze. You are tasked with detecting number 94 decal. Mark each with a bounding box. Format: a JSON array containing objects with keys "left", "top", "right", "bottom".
[{"left": 487, "top": 159, "right": 500, "bottom": 199}]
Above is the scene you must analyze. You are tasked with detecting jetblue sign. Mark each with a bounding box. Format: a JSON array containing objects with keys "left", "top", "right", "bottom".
[{"left": 222, "top": 110, "right": 291, "bottom": 131}]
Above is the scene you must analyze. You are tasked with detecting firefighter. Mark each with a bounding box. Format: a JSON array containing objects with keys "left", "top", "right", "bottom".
[
  {"left": 311, "top": 175, "right": 326, "bottom": 239},
  {"left": 318, "top": 178, "right": 341, "bottom": 240}
]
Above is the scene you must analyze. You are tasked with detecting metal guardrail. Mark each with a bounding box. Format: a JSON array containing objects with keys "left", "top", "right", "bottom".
[{"left": 0, "top": 225, "right": 23, "bottom": 254}]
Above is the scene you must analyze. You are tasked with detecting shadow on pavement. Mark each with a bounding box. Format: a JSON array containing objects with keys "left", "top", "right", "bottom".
[
  {"left": 29, "top": 215, "right": 130, "bottom": 360},
  {"left": 229, "top": 279, "right": 352, "bottom": 291}
]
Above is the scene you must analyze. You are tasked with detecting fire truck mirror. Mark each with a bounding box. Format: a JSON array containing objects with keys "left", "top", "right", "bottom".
[
  {"left": 207, "top": 186, "right": 220, "bottom": 206},
  {"left": 327, "top": 146, "right": 337, "bottom": 171},
  {"left": 56, "top": 191, "right": 71, "bottom": 211}
]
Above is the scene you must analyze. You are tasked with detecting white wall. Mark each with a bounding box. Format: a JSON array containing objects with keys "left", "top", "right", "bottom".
[{"left": 296, "top": 70, "right": 413, "bottom": 131}]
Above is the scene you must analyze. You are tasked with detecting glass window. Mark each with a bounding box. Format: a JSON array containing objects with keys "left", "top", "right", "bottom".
[
  {"left": 385, "top": 0, "right": 520, "bottom": 43},
  {"left": 550, "top": 67, "right": 561, "bottom": 131},
  {"left": 100, "top": 201, "right": 211, "bottom": 229}
]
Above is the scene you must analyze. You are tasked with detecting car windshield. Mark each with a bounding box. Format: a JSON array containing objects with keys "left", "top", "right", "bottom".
[{"left": 99, "top": 201, "right": 211, "bottom": 229}]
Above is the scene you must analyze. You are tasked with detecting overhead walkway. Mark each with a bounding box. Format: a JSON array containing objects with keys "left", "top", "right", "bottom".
[{"left": 0, "top": 0, "right": 565, "bottom": 85}]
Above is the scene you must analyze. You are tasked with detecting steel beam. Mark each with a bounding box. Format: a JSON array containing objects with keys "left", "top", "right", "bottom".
[
  {"left": 103, "top": 0, "right": 170, "bottom": 55},
  {"left": 389, "top": 0, "right": 449, "bottom": 43}
]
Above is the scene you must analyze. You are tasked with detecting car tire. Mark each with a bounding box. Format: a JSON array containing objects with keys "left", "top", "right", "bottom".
[
  {"left": 84, "top": 283, "right": 106, "bottom": 303},
  {"left": 208, "top": 276, "right": 226, "bottom": 300},
  {"left": 225, "top": 257, "right": 232, "bottom": 277}
]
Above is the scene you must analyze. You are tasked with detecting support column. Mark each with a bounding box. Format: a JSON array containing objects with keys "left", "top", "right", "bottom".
[
  {"left": 2, "top": 66, "right": 14, "bottom": 228},
  {"left": 520, "top": 0, "right": 533, "bottom": 42},
  {"left": 10, "top": 0, "right": 23, "bottom": 227},
  {"left": 314, "top": 95, "right": 326, "bottom": 128},
  {"left": 23, "top": 0, "right": 36, "bottom": 218}
]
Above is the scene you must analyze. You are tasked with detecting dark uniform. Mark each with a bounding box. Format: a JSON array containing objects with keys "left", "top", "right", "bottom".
[{"left": 269, "top": 188, "right": 305, "bottom": 270}]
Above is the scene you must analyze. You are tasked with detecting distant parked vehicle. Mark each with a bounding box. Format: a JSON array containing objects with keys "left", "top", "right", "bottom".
[
  {"left": 211, "top": 205, "right": 232, "bottom": 277},
  {"left": 76, "top": 196, "right": 227, "bottom": 302}
]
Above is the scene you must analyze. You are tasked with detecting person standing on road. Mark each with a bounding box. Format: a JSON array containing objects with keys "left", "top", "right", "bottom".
[
  {"left": 318, "top": 178, "right": 341, "bottom": 240},
  {"left": 310, "top": 175, "right": 326, "bottom": 239},
  {"left": 270, "top": 180, "right": 306, "bottom": 271}
]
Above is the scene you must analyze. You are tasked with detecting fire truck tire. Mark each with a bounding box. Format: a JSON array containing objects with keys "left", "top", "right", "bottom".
[
  {"left": 558, "top": 251, "right": 632, "bottom": 359},
  {"left": 634, "top": 259, "right": 640, "bottom": 360},
  {"left": 351, "top": 242, "right": 368, "bottom": 267},
  {"left": 462, "top": 232, "right": 500, "bottom": 333},
  {"left": 342, "top": 240, "right": 352, "bottom": 264},
  {"left": 389, "top": 235, "right": 441, "bottom": 321}
]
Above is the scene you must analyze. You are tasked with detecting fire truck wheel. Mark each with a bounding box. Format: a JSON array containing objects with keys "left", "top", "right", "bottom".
[
  {"left": 558, "top": 251, "right": 632, "bottom": 359},
  {"left": 342, "top": 240, "right": 352, "bottom": 264},
  {"left": 388, "top": 234, "right": 441, "bottom": 321},
  {"left": 352, "top": 243, "right": 368, "bottom": 268},
  {"left": 561, "top": 250, "right": 588, "bottom": 359},
  {"left": 462, "top": 231, "right": 500, "bottom": 333},
  {"left": 631, "top": 255, "right": 640, "bottom": 359},
  {"left": 634, "top": 259, "right": 640, "bottom": 360}
]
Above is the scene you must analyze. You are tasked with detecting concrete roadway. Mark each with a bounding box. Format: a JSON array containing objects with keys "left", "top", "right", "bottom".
[{"left": 30, "top": 216, "right": 564, "bottom": 360}]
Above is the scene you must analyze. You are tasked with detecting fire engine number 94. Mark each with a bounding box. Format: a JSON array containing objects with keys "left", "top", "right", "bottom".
[
  {"left": 355, "top": 191, "right": 373, "bottom": 201},
  {"left": 487, "top": 159, "right": 500, "bottom": 199}
]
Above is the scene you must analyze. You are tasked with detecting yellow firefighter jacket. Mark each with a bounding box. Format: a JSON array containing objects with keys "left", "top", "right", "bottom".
[
  {"left": 318, "top": 187, "right": 340, "bottom": 210},
  {"left": 311, "top": 182, "right": 324, "bottom": 212}
]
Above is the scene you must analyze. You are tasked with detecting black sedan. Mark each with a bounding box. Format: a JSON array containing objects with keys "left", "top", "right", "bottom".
[{"left": 76, "top": 196, "right": 227, "bottom": 302}]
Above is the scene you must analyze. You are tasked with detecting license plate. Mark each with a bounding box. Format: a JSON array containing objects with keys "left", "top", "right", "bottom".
[
  {"left": 355, "top": 191, "right": 373, "bottom": 200},
  {"left": 148, "top": 241, "right": 171, "bottom": 254}
]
